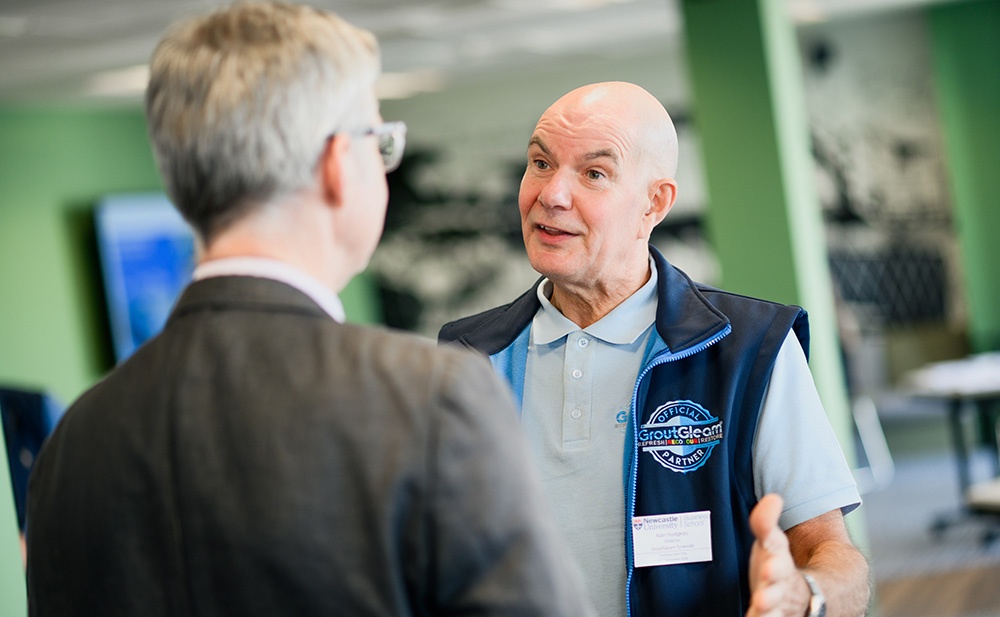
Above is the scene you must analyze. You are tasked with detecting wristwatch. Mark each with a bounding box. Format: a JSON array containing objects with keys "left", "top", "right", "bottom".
[{"left": 802, "top": 572, "right": 827, "bottom": 617}]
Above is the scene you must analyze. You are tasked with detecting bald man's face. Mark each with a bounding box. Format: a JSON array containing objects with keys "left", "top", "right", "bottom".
[{"left": 518, "top": 90, "right": 674, "bottom": 295}]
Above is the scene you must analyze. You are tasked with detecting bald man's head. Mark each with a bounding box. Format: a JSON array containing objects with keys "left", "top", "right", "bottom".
[
  {"left": 540, "top": 81, "right": 678, "bottom": 179},
  {"left": 518, "top": 82, "right": 679, "bottom": 309}
]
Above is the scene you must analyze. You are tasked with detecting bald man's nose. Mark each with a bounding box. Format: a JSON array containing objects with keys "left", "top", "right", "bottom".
[{"left": 538, "top": 172, "right": 572, "bottom": 210}]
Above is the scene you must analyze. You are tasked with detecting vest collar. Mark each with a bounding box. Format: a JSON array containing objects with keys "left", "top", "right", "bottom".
[
  {"left": 453, "top": 245, "right": 730, "bottom": 358},
  {"left": 650, "top": 246, "right": 731, "bottom": 354}
]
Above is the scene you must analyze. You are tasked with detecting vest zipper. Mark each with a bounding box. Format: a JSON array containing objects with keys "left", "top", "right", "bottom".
[{"left": 624, "top": 323, "right": 731, "bottom": 617}]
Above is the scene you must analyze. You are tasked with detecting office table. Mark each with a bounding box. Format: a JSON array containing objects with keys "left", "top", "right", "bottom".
[{"left": 903, "top": 353, "right": 1000, "bottom": 536}]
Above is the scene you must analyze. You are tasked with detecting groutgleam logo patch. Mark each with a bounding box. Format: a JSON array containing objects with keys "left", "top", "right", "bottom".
[{"left": 638, "top": 400, "right": 723, "bottom": 473}]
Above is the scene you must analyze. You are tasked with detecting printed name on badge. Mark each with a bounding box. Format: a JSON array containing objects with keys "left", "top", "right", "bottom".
[{"left": 632, "top": 510, "right": 712, "bottom": 568}]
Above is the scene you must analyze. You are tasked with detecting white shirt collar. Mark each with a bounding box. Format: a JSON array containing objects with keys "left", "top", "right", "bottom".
[
  {"left": 533, "top": 256, "right": 658, "bottom": 346},
  {"left": 192, "top": 257, "right": 346, "bottom": 323}
]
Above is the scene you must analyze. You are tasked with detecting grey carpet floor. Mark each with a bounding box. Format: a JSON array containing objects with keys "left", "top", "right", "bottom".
[{"left": 861, "top": 449, "right": 1000, "bottom": 582}]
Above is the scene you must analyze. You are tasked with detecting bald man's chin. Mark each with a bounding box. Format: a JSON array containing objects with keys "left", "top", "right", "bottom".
[{"left": 525, "top": 245, "right": 575, "bottom": 280}]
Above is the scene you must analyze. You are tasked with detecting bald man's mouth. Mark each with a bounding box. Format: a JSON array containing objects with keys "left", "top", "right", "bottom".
[{"left": 536, "top": 224, "right": 576, "bottom": 238}]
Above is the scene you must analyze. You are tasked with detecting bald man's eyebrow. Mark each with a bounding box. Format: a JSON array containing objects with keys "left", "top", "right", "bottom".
[
  {"left": 528, "top": 137, "right": 620, "bottom": 165},
  {"left": 527, "top": 136, "right": 551, "bottom": 156},
  {"left": 584, "top": 149, "right": 619, "bottom": 164}
]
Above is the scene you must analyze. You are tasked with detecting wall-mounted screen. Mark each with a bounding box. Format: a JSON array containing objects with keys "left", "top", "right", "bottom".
[{"left": 94, "top": 193, "right": 196, "bottom": 362}]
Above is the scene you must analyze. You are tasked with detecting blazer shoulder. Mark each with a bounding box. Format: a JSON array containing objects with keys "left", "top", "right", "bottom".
[{"left": 338, "top": 321, "right": 482, "bottom": 371}]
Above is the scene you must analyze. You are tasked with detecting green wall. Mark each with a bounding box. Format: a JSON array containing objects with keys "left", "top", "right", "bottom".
[
  {"left": 0, "top": 107, "right": 163, "bottom": 403},
  {"left": 928, "top": 0, "right": 1000, "bottom": 352}
]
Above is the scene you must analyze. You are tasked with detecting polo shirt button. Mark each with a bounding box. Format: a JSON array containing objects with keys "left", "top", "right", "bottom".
[
  {"left": 578, "top": 338, "right": 590, "bottom": 347},
  {"left": 570, "top": 409, "right": 582, "bottom": 419},
  {"left": 572, "top": 369, "right": 583, "bottom": 379}
]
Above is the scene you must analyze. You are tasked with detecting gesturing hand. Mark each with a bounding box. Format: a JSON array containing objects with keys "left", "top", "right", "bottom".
[{"left": 746, "top": 494, "right": 810, "bottom": 617}]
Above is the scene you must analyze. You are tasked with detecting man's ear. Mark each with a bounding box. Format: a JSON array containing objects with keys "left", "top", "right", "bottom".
[
  {"left": 319, "top": 134, "right": 351, "bottom": 208},
  {"left": 641, "top": 177, "right": 677, "bottom": 237}
]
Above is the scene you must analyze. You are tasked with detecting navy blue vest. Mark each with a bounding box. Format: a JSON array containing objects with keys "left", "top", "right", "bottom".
[{"left": 628, "top": 288, "right": 805, "bottom": 617}]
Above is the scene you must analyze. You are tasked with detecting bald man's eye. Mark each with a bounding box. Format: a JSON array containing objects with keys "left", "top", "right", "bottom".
[
  {"left": 532, "top": 159, "right": 550, "bottom": 171},
  {"left": 586, "top": 169, "right": 605, "bottom": 181}
]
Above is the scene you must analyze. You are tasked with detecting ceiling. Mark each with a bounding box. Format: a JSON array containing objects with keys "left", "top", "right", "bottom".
[{"left": 0, "top": 0, "right": 962, "bottom": 106}]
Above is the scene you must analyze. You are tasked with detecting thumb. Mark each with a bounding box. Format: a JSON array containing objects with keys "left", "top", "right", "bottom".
[{"left": 750, "top": 493, "right": 784, "bottom": 545}]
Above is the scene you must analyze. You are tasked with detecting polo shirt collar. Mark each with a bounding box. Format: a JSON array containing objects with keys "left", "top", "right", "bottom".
[{"left": 532, "top": 256, "right": 658, "bottom": 346}]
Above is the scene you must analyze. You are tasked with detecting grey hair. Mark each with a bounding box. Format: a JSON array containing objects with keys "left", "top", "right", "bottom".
[{"left": 145, "top": 1, "right": 380, "bottom": 241}]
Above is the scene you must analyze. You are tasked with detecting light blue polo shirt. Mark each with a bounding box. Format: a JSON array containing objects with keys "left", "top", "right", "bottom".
[
  {"left": 519, "top": 259, "right": 860, "bottom": 617},
  {"left": 520, "top": 265, "right": 658, "bottom": 617}
]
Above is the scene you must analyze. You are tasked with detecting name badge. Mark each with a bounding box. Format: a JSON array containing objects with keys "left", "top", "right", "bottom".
[{"left": 631, "top": 510, "right": 712, "bottom": 568}]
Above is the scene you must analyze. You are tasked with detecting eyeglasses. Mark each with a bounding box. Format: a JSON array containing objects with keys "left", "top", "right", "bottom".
[{"left": 352, "top": 121, "right": 407, "bottom": 172}]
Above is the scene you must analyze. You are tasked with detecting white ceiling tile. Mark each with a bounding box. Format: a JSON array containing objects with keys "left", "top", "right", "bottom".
[{"left": 0, "top": 0, "right": 957, "bottom": 105}]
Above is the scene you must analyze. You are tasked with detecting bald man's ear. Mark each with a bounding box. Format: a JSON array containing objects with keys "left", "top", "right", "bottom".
[
  {"left": 319, "top": 134, "right": 351, "bottom": 208},
  {"left": 641, "top": 177, "right": 677, "bottom": 237}
]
